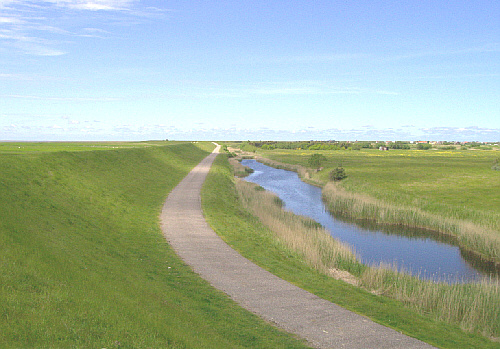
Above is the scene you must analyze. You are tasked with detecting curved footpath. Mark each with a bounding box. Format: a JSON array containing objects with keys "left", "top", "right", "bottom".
[{"left": 160, "top": 145, "right": 435, "bottom": 349}]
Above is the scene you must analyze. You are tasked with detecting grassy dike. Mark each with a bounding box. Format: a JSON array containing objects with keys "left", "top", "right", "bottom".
[
  {"left": 201, "top": 153, "right": 500, "bottom": 349},
  {"left": 0, "top": 142, "right": 309, "bottom": 348}
]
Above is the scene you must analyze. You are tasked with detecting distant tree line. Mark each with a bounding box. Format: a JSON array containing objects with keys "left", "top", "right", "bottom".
[{"left": 246, "top": 141, "right": 411, "bottom": 151}]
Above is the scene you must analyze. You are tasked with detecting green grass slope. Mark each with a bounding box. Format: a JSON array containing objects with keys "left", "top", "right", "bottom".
[{"left": 0, "top": 142, "right": 308, "bottom": 348}]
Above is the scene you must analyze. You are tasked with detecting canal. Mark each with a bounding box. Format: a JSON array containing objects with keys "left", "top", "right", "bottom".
[{"left": 242, "top": 159, "right": 498, "bottom": 283}]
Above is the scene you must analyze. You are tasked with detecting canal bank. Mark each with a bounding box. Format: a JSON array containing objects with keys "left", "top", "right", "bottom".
[
  {"left": 241, "top": 159, "right": 499, "bottom": 282},
  {"left": 162, "top": 147, "right": 436, "bottom": 349},
  {"left": 205, "top": 153, "right": 500, "bottom": 345}
]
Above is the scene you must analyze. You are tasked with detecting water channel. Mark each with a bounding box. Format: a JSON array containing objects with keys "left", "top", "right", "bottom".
[{"left": 241, "top": 159, "right": 499, "bottom": 283}]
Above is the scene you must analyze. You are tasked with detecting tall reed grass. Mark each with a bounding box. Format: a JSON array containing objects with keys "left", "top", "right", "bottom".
[
  {"left": 233, "top": 161, "right": 500, "bottom": 339},
  {"left": 236, "top": 180, "right": 362, "bottom": 278},
  {"left": 254, "top": 155, "right": 500, "bottom": 265},
  {"left": 360, "top": 265, "right": 500, "bottom": 338},
  {"left": 229, "top": 158, "right": 254, "bottom": 177},
  {"left": 322, "top": 182, "right": 500, "bottom": 264}
]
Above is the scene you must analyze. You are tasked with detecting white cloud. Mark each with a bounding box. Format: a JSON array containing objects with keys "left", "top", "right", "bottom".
[
  {"left": 420, "top": 126, "right": 500, "bottom": 140},
  {"left": 3, "top": 94, "right": 121, "bottom": 101},
  {"left": 45, "top": 0, "right": 136, "bottom": 11},
  {"left": 0, "top": 0, "right": 161, "bottom": 56},
  {"left": 0, "top": 73, "right": 33, "bottom": 80},
  {"left": 0, "top": 16, "right": 23, "bottom": 24},
  {"left": 79, "top": 27, "right": 111, "bottom": 38},
  {"left": 384, "top": 43, "right": 500, "bottom": 64},
  {"left": 375, "top": 90, "right": 399, "bottom": 96},
  {"left": 2, "top": 122, "right": 499, "bottom": 142},
  {"left": 195, "top": 84, "right": 396, "bottom": 98},
  {"left": 0, "top": 1, "right": 16, "bottom": 8},
  {"left": 13, "top": 41, "right": 67, "bottom": 56}
]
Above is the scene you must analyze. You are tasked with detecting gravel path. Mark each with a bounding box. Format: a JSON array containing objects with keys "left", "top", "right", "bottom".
[{"left": 160, "top": 145, "right": 435, "bottom": 349}]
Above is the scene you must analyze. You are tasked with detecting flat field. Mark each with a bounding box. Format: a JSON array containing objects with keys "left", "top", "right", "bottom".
[
  {"left": 0, "top": 141, "right": 308, "bottom": 348},
  {"left": 252, "top": 148, "right": 500, "bottom": 259},
  {"left": 258, "top": 148, "right": 499, "bottom": 227}
]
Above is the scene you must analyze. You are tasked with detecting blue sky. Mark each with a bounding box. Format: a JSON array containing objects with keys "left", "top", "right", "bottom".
[{"left": 1, "top": 0, "right": 499, "bottom": 141}]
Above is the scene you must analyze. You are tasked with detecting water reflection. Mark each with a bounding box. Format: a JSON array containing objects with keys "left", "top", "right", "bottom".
[
  {"left": 330, "top": 212, "right": 500, "bottom": 280},
  {"left": 242, "top": 159, "right": 499, "bottom": 283}
]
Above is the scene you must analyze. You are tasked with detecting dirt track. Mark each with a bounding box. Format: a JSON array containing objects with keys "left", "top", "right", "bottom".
[{"left": 160, "top": 145, "right": 434, "bottom": 349}]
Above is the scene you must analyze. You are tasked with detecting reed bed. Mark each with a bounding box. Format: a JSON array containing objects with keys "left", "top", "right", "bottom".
[
  {"left": 254, "top": 155, "right": 500, "bottom": 264},
  {"left": 322, "top": 182, "right": 500, "bottom": 264},
  {"left": 255, "top": 156, "right": 312, "bottom": 181},
  {"left": 229, "top": 158, "right": 254, "bottom": 178},
  {"left": 360, "top": 265, "right": 500, "bottom": 338},
  {"left": 233, "top": 162, "right": 500, "bottom": 339},
  {"left": 235, "top": 179, "right": 362, "bottom": 277}
]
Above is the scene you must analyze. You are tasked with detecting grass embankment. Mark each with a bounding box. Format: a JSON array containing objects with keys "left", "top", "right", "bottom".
[
  {"left": 0, "top": 142, "right": 308, "bottom": 348},
  {"left": 253, "top": 148, "right": 500, "bottom": 265},
  {"left": 0, "top": 140, "right": 172, "bottom": 153},
  {"left": 202, "top": 153, "right": 500, "bottom": 348}
]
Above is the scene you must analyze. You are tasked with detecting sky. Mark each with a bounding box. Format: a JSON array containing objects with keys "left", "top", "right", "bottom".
[{"left": 0, "top": 0, "right": 499, "bottom": 141}]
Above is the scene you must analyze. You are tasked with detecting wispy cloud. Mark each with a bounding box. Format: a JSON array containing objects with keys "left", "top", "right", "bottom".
[
  {"left": 3, "top": 94, "right": 121, "bottom": 102},
  {"left": 185, "top": 82, "right": 398, "bottom": 98},
  {"left": 12, "top": 40, "right": 67, "bottom": 56},
  {"left": 56, "top": 0, "right": 135, "bottom": 11},
  {"left": 79, "top": 27, "right": 112, "bottom": 38},
  {"left": 419, "top": 126, "right": 500, "bottom": 140},
  {"left": 414, "top": 73, "right": 500, "bottom": 80},
  {"left": 3, "top": 119, "right": 499, "bottom": 142},
  {"left": 0, "top": 73, "right": 33, "bottom": 80},
  {"left": 287, "top": 53, "right": 367, "bottom": 63},
  {"left": 0, "top": 0, "right": 166, "bottom": 56},
  {"left": 385, "top": 43, "right": 500, "bottom": 63},
  {"left": 247, "top": 85, "right": 364, "bottom": 96}
]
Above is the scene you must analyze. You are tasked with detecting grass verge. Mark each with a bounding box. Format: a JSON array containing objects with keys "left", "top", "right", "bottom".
[
  {"left": 202, "top": 153, "right": 500, "bottom": 348},
  {"left": 0, "top": 142, "right": 309, "bottom": 348}
]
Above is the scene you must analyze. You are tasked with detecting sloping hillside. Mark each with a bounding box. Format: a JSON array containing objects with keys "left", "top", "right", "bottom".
[{"left": 0, "top": 142, "right": 307, "bottom": 348}]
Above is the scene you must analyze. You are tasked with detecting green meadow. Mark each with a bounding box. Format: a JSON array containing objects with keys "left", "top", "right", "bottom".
[
  {"left": 202, "top": 153, "right": 499, "bottom": 348},
  {"left": 0, "top": 141, "right": 168, "bottom": 153},
  {"left": 0, "top": 142, "right": 308, "bottom": 348},
  {"left": 246, "top": 147, "right": 500, "bottom": 263}
]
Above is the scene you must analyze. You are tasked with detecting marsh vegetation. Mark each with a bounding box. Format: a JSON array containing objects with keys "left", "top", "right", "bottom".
[
  {"left": 244, "top": 145, "right": 500, "bottom": 266},
  {"left": 224, "top": 143, "right": 500, "bottom": 341},
  {"left": 238, "top": 160, "right": 499, "bottom": 338},
  {"left": 203, "top": 153, "right": 499, "bottom": 347}
]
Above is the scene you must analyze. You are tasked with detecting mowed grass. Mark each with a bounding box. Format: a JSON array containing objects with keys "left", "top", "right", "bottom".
[
  {"left": 201, "top": 154, "right": 500, "bottom": 348},
  {"left": 0, "top": 142, "right": 309, "bottom": 348}
]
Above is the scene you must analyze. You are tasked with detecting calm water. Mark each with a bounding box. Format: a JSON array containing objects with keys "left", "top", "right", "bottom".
[{"left": 242, "top": 159, "right": 498, "bottom": 283}]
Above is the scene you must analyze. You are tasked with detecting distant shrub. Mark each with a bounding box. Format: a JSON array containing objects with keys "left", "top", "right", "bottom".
[
  {"left": 492, "top": 158, "right": 500, "bottom": 171},
  {"left": 308, "top": 153, "right": 327, "bottom": 169},
  {"left": 389, "top": 142, "right": 410, "bottom": 149},
  {"left": 261, "top": 144, "right": 276, "bottom": 150},
  {"left": 240, "top": 142, "right": 258, "bottom": 152},
  {"left": 329, "top": 166, "right": 347, "bottom": 181},
  {"left": 417, "top": 143, "right": 432, "bottom": 150}
]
